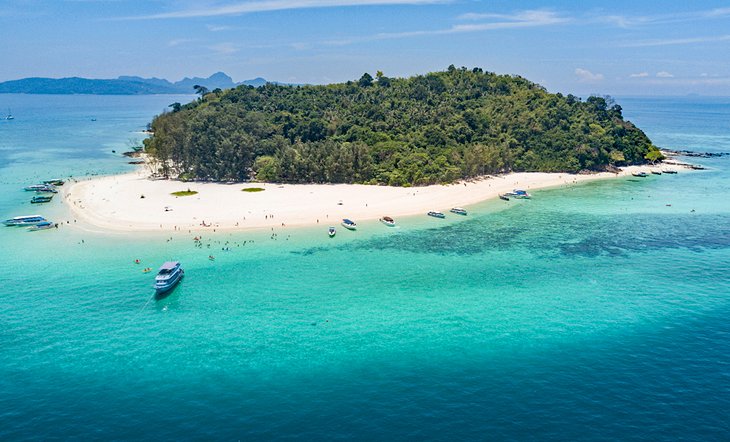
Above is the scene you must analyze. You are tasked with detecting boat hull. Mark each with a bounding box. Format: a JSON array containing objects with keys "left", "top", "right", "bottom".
[{"left": 154, "top": 270, "right": 184, "bottom": 295}]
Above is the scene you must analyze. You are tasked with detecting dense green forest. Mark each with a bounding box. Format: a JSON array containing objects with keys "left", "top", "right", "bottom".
[{"left": 144, "top": 66, "right": 660, "bottom": 185}]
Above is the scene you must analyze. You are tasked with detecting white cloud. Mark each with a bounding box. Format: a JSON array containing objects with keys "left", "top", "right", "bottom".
[
  {"left": 629, "top": 72, "right": 649, "bottom": 78},
  {"left": 456, "top": 10, "right": 565, "bottom": 23},
  {"left": 168, "top": 38, "right": 196, "bottom": 47},
  {"left": 656, "top": 71, "right": 674, "bottom": 78},
  {"left": 129, "top": 0, "right": 449, "bottom": 19},
  {"left": 322, "top": 9, "right": 569, "bottom": 45},
  {"left": 209, "top": 42, "right": 238, "bottom": 55},
  {"left": 618, "top": 34, "right": 730, "bottom": 48},
  {"left": 207, "top": 25, "right": 234, "bottom": 32},
  {"left": 575, "top": 68, "right": 604, "bottom": 82},
  {"left": 594, "top": 7, "right": 730, "bottom": 29}
]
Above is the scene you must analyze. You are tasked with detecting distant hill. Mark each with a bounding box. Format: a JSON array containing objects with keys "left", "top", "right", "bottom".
[{"left": 0, "top": 72, "right": 269, "bottom": 95}]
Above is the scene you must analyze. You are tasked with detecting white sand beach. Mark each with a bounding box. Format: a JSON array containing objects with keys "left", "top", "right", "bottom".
[{"left": 62, "top": 164, "right": 687, "bottom": 233}]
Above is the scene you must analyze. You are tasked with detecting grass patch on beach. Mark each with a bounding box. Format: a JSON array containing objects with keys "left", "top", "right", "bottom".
[
  {"left": 242, "top": 187, "right": 265, "bottom": 193},
  {"left": 171, "top": 189, "right": 198, "bottom": 197}
]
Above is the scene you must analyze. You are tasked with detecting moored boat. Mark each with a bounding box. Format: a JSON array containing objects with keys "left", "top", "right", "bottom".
[
  {"left": 511, "top": 189, "right": 531, "bottom": 199},
  {"left": 651, "top": 170, "right": 662, "bottom": 175},
  {"left": 450, "top": 207, "right": 467, "bottom": 216},
  {"left": 662, "top": 169, "right": 677, "bottom": 174},
  {"left": 341, "top": 219, "right": 357, "bottom": 230},
  {"left": 499, "top": 194, "right": 510, "bottom": 201},
  {"left": 328, "top": 226, "right": 336, "bottom": 237},
  {"left": 632, "top": 171, "right": 648, "bottom": 177},
  {"left": 31, "top": 195, "right": 54, "bottom": 204},
  {"left": 42, "top": 179, "right": 65, "bottom": 186},
  {"left": 427, "top": 211, "right": 445, "bottom": 219},
  {"left": 27, "top": 221, "right": 57, "bottom": 231},
  {"left": 380, "top": 216, "right": 396, "bottom": 227},
  {"left": 154, "top": 261, "right": 184, "bottom": 295},
  {"left": 24, "top": 184, "right": 57, "bottom": 193},
  {"left": 3, "top": 215, "right": 47, "bottom": 226}
]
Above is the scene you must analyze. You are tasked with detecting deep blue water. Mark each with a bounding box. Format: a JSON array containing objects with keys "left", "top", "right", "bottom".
[{"left": 1, "top": 95, "right": 729, "bottom": 440}]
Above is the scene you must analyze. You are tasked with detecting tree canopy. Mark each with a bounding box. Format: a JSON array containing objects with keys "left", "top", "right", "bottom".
[{"left": 144, "top": 67, "right": 658, "bottom": 185}]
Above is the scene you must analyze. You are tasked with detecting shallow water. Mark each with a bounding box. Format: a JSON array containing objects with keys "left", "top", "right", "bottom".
[{"left": 1, "top": 94, "right": 729, "bottom": 439}]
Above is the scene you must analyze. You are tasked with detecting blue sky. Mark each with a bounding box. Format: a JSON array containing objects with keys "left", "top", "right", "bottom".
[{"left": 1, "top": 0, "right": 730, "bottom": 95}]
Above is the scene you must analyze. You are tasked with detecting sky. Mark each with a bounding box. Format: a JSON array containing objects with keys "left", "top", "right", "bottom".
[{"left": 1, "top": 0, "right": 730, "bottom": 96}]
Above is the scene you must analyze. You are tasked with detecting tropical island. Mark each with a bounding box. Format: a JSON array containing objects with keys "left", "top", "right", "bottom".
[
  {"left": 144, "top": 65, "right": 662, "bottom": 185},
  {"left": 63, "top": 66, "right": 677, "bottom": 233}
]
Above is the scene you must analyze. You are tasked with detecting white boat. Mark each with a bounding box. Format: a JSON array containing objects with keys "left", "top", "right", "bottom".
[
  {"left": 511, "top": 189, "right": 531, "bottom": 199},
  {"left": 380, "top": 216, "right": 396, "bottom": 227},
  {"left": 5, "top": 109, "right": 13, "bottom": 120},
  {"left": 154, "top": 261, "right": 184, "bottom": 295},
  {"left": 3, "top": 215, "right": 47, "bottom": 226},
  {"left": 450, "top": 207, "right": 467, "bottom": 215},
  {"left": 27, "top": 221, "right": 57, "bottom": 231},
  {"left": 427, "top": 211, "right": 446, "bottom": 219},
  {"left": 341, "top": 219, "right": 357, "bottom": 230},
  {"left": 24, "top": 184, "right": 57, "bottom": 193},
  {"left": 328, "top": 226, "right": 336, "bottom": 237}
]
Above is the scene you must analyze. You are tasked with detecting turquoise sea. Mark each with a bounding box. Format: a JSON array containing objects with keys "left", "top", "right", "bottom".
[{"left": 1, "top": 94, "right": 729, "bottom": 440}]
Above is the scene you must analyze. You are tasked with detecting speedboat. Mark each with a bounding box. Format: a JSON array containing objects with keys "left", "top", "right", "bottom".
[
  {"left": 499, "top": 194, "right": 510, "bottom": 201},
  {"left": 31, "top": 195, "right": 53, "bottom": 204},
  {"left": 511, "top": 189, "right": 531, "bottom": 199},
  {"left": 380, "top": 216, "right": 396, "bottom": 227},
  {"left": 27, "top": 221, "right": 56, "bottom": 231},
  {"left": 154, "top": 261, "right": 184, "bottom": 295},
  {"left": 3, "top": 215, "right": 47, "bottom": 226},
  {"left": 341, "top": 219, "right": 357, "bottom": 230},
  {"left": 632, "top": 171, "right": 648, "bottom": 177},
  {"left": 43, "top": 179, "right": 65, "bottom": 186},
  {"left": 328, "top": 226, "right": 336, "bottom": 237},
  {"left": 24, "top": 184, "right": 57, "bottom": 193},
  {"left": 651, "top": 170, "right": 662, "bottom": 175},
  {"left": 662, "top": 170, "right": 678, "bottom": 174},
  {"left": 427, "top": 211, "right": 445, "bottom": 219},
  {"left": 450, "top": 207, "right": 467, "bottom": 216}
]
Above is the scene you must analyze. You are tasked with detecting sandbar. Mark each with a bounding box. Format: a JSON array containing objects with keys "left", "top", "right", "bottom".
[{"left": 62, "top": 164, "right": 687, "bottom": 233}]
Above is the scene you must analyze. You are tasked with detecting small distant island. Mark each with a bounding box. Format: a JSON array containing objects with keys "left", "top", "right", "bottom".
[
  {"left": 144, "top": 66, "right": 662, "bottom": 186},
  {"left": 0, "top": 72, "right": 268, "bottom": 95}
]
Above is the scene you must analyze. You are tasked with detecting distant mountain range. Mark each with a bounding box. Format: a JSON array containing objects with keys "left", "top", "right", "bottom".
[{"left": 0, "top": 72, "right": 269, "bottom": 95}]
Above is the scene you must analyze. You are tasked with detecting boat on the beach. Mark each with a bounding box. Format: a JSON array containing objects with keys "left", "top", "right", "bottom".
[
  {"left": 328, "top": 226, "right": 336, "bottom": 237},
  {"left": 154, "top": 261, "right": 184, "bottom": 295},
  {"left": 511, "top": 189, "right": 531, "bottom": 199},
  {"left": 632, "top": 171, "right": 648, "bottom": 177},
  {"left": 662, "top": 170, "right": 678, "bottom": 174},
  {"left": 3, "top": 215, "right": 47, "bottom": 226},
  {"left": 31, "top": 195, "right": 53, "bottom": 204},
  {"left": 499, "top": 194, "right": 510, "bottom": 201},
  {"left": 651, "top": 170, "right": 662, "bottom": 175},
  {"left": 24, "top": 184, "right": 57, "bottom": 193},
  {"left": 380, "top": 216, "right": 396, "bottom": 227},
  {"left": 25, "top": 184, "right": 58, "bottom": 193},
  {"left": 450, "top": 207, "right": 467, "bottom": 216},
  {"left": 341, "top": 219, "right": 357, "bottom": 230},
  {"left": 427, "top": 211, "right": 446, "bottom": 219},
  {"left": 27, "top": 221, "right": 57, "bottom": 231},
  {"left": 42, "top": 179, "right": 65, "bottom": 186}
]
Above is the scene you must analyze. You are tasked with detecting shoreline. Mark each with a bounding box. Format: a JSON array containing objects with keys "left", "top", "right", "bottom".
[{"left": 62, "top": 163, "right": 690, "bottom": 233}]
